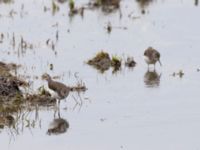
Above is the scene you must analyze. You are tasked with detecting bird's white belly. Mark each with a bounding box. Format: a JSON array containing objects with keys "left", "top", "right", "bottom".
[
  {"left": 144, "top": 56, "right": 151, "bottom": 64},
  {"left": 49, "top": 90, "right": 60, "bottom": 99}
]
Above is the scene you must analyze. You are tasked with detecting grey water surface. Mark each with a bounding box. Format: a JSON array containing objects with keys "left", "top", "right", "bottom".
[{"left": 0, "top": 0, "right": 200, "bottom": 150}]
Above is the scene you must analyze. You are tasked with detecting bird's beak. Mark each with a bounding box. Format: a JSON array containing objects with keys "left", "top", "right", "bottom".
[{"left": 158, "top": 59, "right": 162, "bottom": 66}]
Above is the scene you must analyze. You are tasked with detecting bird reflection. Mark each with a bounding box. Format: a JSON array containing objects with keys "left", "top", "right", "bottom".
[
  {"left": 195, "top": 0, "right": 198, "bottom": 6},
  {"left": 144, "top": 70, "right": 161, "bottom": 87},
  {"left": 47, "top": 118, "right": 69, "bottom": 135}
]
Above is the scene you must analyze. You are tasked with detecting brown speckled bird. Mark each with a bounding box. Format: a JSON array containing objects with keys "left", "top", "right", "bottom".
[
  {"left": 42, "top": 73, "right": 71, "bottom": 101},
  {"left": 144, "top": 47, "right": 162, "bottom": 69}
]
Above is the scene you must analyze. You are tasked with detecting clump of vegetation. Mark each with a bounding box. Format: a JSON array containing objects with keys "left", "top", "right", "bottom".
[
  {"left": 87, "top": 51, "right": 125, "bottom": 73},
  {"left": 68, "top": 0, "right": 78, "bottom": 16},
  {"left": 87, "top": 51, "right": 110, "bottom": 63},
  {"left": 38, "top": 86, "right": 51, "bottom": 96},
  {"left": 26, "top": 94, "right": 56, "bottom": 106},
  {"left": 0, "top": 62, "right": 28, "bottom": 115},
  {"left": 0, "top": 61, "right": 21, "bottom": 77},
  {"left": 172, "top": 70, "right": 184, "bottom": 78},
  {"left": 88, "top": 52, "right": 139, "bottom": 73},
  {"left": 0, "top": 76, "right": 27, "bottom": 102},
  {"left": 94, "top": 0, "right": 120, "bottom": 7},
  {"left": 0, "top": 115, "right": 15, "bottom": 128},
  {"left": 111, "top": 55, "right": 121, "bottom": 71},
  {"left": 178, "top": 70, "right": 184, "bottom": 78},
  {"left": 0, "top": 66, "right": 29, "bottom": 133},
  {"left": 106, "top": 22, "right": 112, "bottom": 33},
  {"left": 26, "top": 86, "right": 56, "bottom": 107},
  {"left": 125, "top": 57, "right": 136, "bottom": 68},
  {"left": 68, "top": 0, "right": 84, "bottom": 17},
  {"left": 50, "top": 63, "right": 54, "bottom": 70},
  {"left": 136, "top": 0, "right": 153, "bottom": 14},
  {"left": 87, "top": 51, "right": 111, "bottom": 73},
  {"left": 90, "top": 0, "right": 120, "bottom": 13},
  {"left": 0, "top": 93, "right": 24, "bottom": 114},
  {"left": 69, "top": 0, "right": 75, "bottom": 11}
]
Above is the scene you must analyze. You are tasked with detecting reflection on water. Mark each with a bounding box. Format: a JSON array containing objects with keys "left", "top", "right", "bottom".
[
  {"left": 0, "top": 0, "right": 13, "bottom": 4},
  {"left": 195, "top": 0, "right": 198, "bottom": 6},
  {"left": 76, "top": 0, "right": 120, "bottom": 17},
  {"left": 47, "top": 118, "right": 69, "bottom": 135},
  {"left": 136, "top": 0, "right": 154, "bottom": 10},
  {"left": 56, "top": 0, "right": 67, "bottom": 4},
  {"left": 0, "top": 105, "right": 70, "bottom": 140},
  {"left": 0, "top": 108, "right": 42, "bottom": 141},
  {"left": 144, "top": 70, "right": 161, "bottom": 88}
]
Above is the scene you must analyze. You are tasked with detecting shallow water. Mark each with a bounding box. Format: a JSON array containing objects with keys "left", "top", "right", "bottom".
[{"left": 0, "top": 0, "right": 200, "bottom": 150}]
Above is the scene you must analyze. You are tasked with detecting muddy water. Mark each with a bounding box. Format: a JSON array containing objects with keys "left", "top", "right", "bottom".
[{"left": 0, "top": 0, "right": 200, "bottom": 150}]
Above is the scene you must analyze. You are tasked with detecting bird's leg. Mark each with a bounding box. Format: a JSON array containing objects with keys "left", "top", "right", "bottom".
[
  {"left": 53, "top": 108, "right": 57, "bottom": 119},
  {"left": 53, "top": 100, "right": 58, "bottom": 118},
  {"left": 53, "top": 99, "right": 61, "bottom": 118},
  {"left": 57, "top": 107, "right": 61, "bottom": 118},
  {"left": 54, "top": 99, "right": 60, "bottom": 115},
  {"left": 58, "top": 99, "right": 61, "bottom": 107},
  {"left": 153, "top": 64, "right": 156, "bottom": 72},
  {"left": 53, "top": 105, "right": 61, "bottom": 118}
]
